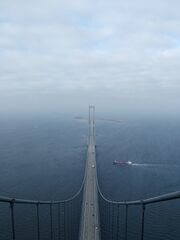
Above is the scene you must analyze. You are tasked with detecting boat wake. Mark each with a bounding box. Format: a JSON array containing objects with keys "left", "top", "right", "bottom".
[{"left": 132, "top": 163, "right": 180, "bottom": 167}]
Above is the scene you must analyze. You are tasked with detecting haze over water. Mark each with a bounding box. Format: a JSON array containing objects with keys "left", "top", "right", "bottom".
[{"left": 0, "top": 113, "right": 180, "bottom": 200}]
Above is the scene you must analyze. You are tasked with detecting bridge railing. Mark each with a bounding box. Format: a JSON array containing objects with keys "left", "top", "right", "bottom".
[
  {"left": 0, "top": 178, "right": 85, "bottom": 240},
  {"left": 97, "top": 179, "right": 180, "bottom": 240}
]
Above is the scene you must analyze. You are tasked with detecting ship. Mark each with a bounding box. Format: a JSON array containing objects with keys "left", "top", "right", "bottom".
[{"left": 113, "top": 160, "right": 133, "bottom": 166}]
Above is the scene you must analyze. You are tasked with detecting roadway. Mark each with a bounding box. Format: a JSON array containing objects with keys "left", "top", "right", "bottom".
[{"left": 79, "top": 120, "right": 100, "bottom": 240}]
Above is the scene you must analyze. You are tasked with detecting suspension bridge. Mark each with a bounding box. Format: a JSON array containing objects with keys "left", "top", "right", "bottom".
[{"left": 0, "top": 106, "right": 180, "bottom": 240}]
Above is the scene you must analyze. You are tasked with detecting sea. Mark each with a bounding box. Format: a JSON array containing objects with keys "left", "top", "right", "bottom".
[{"left": 0, "top": 113, "right": 180, "bottom": 239}]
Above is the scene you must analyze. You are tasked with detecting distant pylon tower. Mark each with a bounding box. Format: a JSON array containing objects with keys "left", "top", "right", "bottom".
[{"left": 88, "top": 105, "right": 95, "bottom": 143}]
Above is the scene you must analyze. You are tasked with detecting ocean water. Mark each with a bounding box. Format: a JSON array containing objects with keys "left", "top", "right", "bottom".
[
  {"left": 96, "top": 116, "right": 180, "bottom": 240},
  {"left": 96, "top": 117, "right": 180, "bottom": 200},
  {"left": 0, "top": 115, "right": 180, "bottom": 239},
  {"left": 0, "top": 116, "right": 86, "bottom": 200}
]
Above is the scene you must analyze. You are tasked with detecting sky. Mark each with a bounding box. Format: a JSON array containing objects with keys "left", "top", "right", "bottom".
[{"left": 0, "top": 0, "right": 180, "bottom": 116}]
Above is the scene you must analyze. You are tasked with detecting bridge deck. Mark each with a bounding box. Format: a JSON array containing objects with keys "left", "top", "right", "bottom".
[{"left": 79, "top": 119, "right": 100, "bottom": 240}]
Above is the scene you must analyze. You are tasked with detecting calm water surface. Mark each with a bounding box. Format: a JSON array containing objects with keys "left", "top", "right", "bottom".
[{"left": 0, "top": 115, "right": 180, "bottom": 239}]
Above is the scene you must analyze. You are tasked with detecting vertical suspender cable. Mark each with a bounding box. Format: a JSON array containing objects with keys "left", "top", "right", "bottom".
[
  {"left": 106, "top": 201, "right": 108, "bottom": 238},
  {"left": 141, "top": 203, "right": 146, "bottom": 240},
  {"left": 36, "top": 203, "right": 40, "bottom": 240},
  {"left": 58, "top": 203, "right": 61, "bottom": 240},
  {"left": 63, "top": 202, "right": 66, "bottom": 239},
  {"left": 10, "top": 201, "right": 15, "bottom": 240},
  {"left": 111, "top": 203, "right": 114, "bottom": 240},
  {"left": 125, "top": 204, "right": 128, "bottom": 240},
  {"left": 50, "top": 203, "right": 53, "bottom": 240},
  {"left": 108, "top": 202, "right": 110, "bottom": 239},
  {"left": 116, "top": 204, "right": 120, "bottom": 240},
  {"left": 70, "top": 201, "right": 74, "bottom": 240}
]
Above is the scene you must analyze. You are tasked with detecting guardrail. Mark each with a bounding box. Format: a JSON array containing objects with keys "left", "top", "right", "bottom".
[
  {"left": 97, "top": 179, "right": 180, "bottom": 240},
  {"left": 0, "top": 176, "right": 85, "bottom": 240}
]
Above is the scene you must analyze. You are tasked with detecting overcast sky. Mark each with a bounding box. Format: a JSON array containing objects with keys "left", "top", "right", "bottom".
[{"left": 0, "top": 0, "right": 180, "bottom": 115}]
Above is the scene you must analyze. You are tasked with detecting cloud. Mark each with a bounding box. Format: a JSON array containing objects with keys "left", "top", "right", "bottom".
[{"left": 0, "top": 0, "right": 180, "bottom": 114}]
